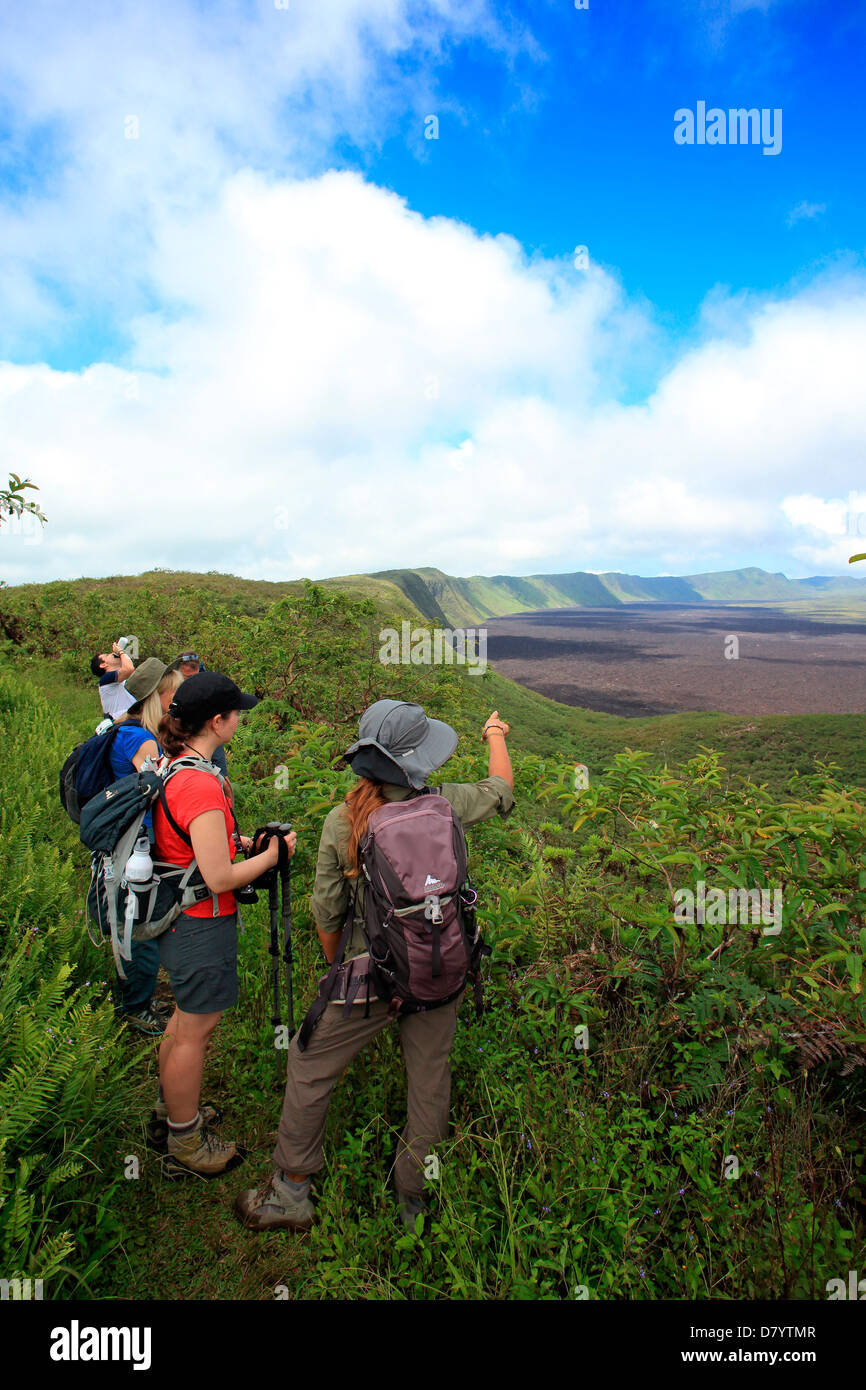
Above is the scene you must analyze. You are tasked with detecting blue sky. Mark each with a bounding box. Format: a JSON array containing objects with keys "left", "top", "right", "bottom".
[{"left": 1, "top": 0, "right": 865, "bottom": 585}]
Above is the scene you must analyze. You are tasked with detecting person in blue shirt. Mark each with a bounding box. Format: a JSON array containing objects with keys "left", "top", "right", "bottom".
[{"left": 107, "top": 658, "right": 183, "bottom": 1035}]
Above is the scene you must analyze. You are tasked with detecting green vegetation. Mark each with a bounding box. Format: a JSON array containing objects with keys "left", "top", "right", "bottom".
[
  {"left": 0, "top": 670, "right": 135, "bottom": 1295},
  {"left": 1, "top": 571, "right": 864, "bottom": 1300}
]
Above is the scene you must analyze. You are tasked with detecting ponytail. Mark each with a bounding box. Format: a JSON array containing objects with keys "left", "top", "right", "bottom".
[
  {"left": 158, "top": 711, "right": 205, "bottom": 759},
  {"left": 343, "top": 777, "right": 388, "bottom": 878}
]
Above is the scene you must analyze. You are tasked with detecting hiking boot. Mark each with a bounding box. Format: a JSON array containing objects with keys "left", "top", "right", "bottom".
[
  {"left": 146, "top": 1100, "right": 223, "bottom": 1153},
  {"left": 162, "top": 1120, "right": 245, "bottom": 1179},
  {"left": 396, "top": 1189, "right": 429, "bottom": 1232},
  {"left": 234, "top": 1171, "right": 315, "bottom": 1232},
  {"left": 123, "top": 1004, "right": 167, "bottom": 1036}
]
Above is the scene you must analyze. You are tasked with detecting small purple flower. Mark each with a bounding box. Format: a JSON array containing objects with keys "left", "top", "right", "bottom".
[
  {"left": 678, "top": 1187, "right": 685, "bottom": 1195},
  {"left": 639, "top": 1268, "right": 646, "bottom": 1279},
  {"left": 653, "top": 1207, "right": 660, "bottom": 1215}
]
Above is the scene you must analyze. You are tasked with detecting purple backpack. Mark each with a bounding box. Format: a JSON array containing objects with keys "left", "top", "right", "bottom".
[{"left": 297, "top": 790, "right": 491, "bottom": 1051}]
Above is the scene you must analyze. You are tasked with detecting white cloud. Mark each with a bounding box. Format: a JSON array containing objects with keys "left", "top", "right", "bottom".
[
  {"left": 0, "top": 0, "right": 508, "bottom": 356},
  {"left": 2, "top": 165, "right": 866, "bottom": 586},
  {"left": 787, "top": 201, "right": 827, "bottom": 226}
]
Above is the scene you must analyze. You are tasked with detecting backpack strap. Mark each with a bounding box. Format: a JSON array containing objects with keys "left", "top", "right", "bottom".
[
  {"left": 154, "top": 780, "right": 193, "bottom": 849},
  {"left": 157, "top": 757, "right": 226, "bottom": 915},
  {"left": 296, "top": 884, "right": 358, "bottom": 1053},
  {"left": 158, "top": 755, "right": 226, "bottom": 839}
]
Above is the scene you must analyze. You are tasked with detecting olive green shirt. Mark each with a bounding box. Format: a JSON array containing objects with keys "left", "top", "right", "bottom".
[{"left": 310, "top": 776, "right": 515, "bottom": 962}]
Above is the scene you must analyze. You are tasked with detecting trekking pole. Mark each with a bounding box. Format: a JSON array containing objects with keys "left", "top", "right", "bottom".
[
  {"left": 262, "top": 821, "right": 283, "bottom": 1080},
  {"left": 276, "top": 822, "right": 295, "bottom": 1039}
]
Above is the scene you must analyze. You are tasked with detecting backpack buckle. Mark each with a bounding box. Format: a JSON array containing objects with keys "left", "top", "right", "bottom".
[{"left": 424, "top": 894, "right": 443, "bottom": 925}]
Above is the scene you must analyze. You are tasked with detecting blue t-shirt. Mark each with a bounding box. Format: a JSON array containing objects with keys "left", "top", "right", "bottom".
[{"left": 110, "top": 723, "right": 161, "bottom": 829}]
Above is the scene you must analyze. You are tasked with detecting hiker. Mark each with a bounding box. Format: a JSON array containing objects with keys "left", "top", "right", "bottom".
[
  {"left": 104, "top": 658, "right": 184, "bottom": 1036},
  {"left": 169, "top": 650, "right": 228, "bottom": 778},
  {"left": 235, "top": 701, "right": 514, "bottom": 1233},
  {"left": 152, "top": 671, "right": 297, "bottom": 1178},
  {"left": 91, "top": 642, "right": 136, "bottom": 720}
]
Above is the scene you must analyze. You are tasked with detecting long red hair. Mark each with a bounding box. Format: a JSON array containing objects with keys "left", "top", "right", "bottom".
[{"left": 343, "top": 777, "right": 388, "bottom": 878}]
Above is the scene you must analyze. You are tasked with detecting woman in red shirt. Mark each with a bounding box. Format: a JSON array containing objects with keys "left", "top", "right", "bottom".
[{"left": 153, "top": 672, "right": 296, "bottom": 1178}]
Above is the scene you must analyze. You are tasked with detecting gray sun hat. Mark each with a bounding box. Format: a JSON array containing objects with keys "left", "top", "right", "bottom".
[
  {"left": 342, "top": 699, "right": 458, "bottom": 791},
  {"left": 124, "top": 657, "right": 169, "bottom": 704}
]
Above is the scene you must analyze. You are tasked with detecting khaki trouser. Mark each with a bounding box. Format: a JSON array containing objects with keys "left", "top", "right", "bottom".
[{"left": 272, "top": 989, "right": 464, "bottom": 1196}]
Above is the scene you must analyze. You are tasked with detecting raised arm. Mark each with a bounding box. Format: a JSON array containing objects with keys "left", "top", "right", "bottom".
[{"left": 481, "top": 710, "right": 513, "bottom": 789}]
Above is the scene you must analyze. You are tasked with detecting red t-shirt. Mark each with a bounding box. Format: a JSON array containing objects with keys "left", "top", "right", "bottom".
[{"left": 153, "top": 763, "right": 237, "bottom": 917}]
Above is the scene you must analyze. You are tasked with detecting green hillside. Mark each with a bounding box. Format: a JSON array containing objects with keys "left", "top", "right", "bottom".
[
  {"left": 4, "top": 567, "right": 866, "bottom": 790},
  {"left": 2, "top": 568, "right": 417, "bottom": 625},
  {"left": 8, "top": 563, "right": 866, "bottom": 638},
  {"left": 368, "top": 564, "right": 866, "bottom": 627}
]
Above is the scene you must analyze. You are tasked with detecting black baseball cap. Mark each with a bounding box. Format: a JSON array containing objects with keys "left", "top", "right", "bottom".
[{"left": 167, "top": 671, "right": 258, "bottom": 721}]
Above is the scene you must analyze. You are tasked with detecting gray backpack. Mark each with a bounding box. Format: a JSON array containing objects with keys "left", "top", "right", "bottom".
[
  {"left": 297, "top": 789, "right": 490, "bottom": 1051},
  {"left": 81, "top": 756, "right": 224, "bottom": 980}
]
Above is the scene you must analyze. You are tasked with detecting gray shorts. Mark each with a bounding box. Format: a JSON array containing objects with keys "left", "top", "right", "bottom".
[{"left": 158, "top": 911, "right": 238, "bottom": 1014}]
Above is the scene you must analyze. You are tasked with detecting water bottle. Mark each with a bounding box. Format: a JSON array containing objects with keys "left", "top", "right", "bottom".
[
  {"left": 125, "top": 837, "right": 154, "bottom": 888},
  {"left": 117, "top": 635, "right": 134, "bottom": 653},
  {"left": 122, "top": 837, "right": 154, "bottom": 954}
]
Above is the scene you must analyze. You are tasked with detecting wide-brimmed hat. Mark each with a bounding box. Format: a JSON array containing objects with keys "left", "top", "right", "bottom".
[
  {"left": 124, "top": 657, "right": 169, "bottom": 704},
  {"left": 342, "top": 700, "right": 458, "bottom": 790}
]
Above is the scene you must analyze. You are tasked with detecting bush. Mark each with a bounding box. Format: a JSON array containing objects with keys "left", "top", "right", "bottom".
[{"left": 0, "top": 668, "right": 137, "bottom": 1296}]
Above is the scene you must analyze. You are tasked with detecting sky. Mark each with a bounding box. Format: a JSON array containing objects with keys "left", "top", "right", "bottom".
[{"left": 1, "top": 0, "right": 865, "bottom": 586}]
